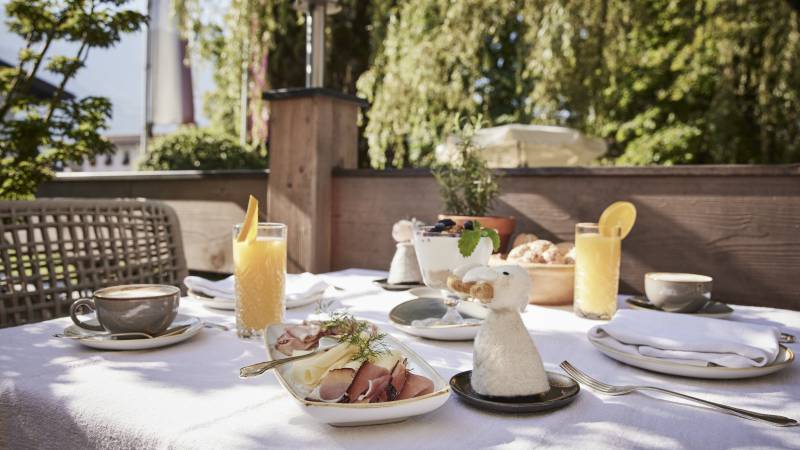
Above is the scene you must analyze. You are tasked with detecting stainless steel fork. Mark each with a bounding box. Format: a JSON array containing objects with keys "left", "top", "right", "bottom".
[{"left": 560, "top": 361, "right": 797, "bottom": 427}]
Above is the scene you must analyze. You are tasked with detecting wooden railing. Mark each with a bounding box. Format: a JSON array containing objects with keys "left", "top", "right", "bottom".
[
  {"left": 38, "top": 164, "right": 800, "bottom": 310},
  {"left": 331, "top": 165, "right": 800, "bottom": 310}
]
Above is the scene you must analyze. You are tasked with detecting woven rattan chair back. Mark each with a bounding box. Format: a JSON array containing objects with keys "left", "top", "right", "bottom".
[{"left": 0, "top": 199, "right": 188, "bottom": 328}]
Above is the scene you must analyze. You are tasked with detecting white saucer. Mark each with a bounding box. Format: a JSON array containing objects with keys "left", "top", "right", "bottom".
[
  {"left": 389, "top": 298, "right": 482, "bottom": 341},
  {"left": 188, "top": 290, "right": 324, "bottom": 310},
  {"left": 587, "top": 333, "right": 794, "bottom": 379},
  {"left": 61, "top": 314, "right": 203, "bottom": 350}
]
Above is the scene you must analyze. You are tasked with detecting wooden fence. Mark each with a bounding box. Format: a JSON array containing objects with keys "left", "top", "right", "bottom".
[{"left": 39, "top": 164, "right": 800, "bottom": 310}]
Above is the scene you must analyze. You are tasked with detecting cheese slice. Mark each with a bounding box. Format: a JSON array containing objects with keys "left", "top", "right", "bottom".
[{"left": 289, "top": 342, "right": 357, "bottom": 387}]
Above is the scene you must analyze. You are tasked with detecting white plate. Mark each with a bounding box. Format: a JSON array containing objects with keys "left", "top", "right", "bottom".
[
  {"left": 62, "top": 314, "right": 203, "bottom": 351},
  {"left": 587, "top": 333, "right": 794, "bottom": 379},
  {"left": 188, "top": 290, "right": 324, "bottom": 310},
  {"left": 264, "top": 323, "right": 451, "bottom": 426},
  {"left": 389, "top": 298, "right": 482, "bottom": 341}
]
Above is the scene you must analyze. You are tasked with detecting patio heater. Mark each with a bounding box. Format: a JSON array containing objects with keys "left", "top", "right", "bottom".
[{"left": 294, "top": 0, "right": 340, "bottom": 87}]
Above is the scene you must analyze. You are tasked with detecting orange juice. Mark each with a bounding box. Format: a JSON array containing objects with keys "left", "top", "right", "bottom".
[
  {"left": 233, "top": 224, "right": 287, "bottom": 338},
  {"left": 573, "top": 223, "right": 621, "bottom": 320}
]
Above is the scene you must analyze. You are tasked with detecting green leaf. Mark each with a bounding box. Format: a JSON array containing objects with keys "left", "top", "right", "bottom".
[
  {"left": 481, "top": 228, "right": 501, "bottom": 252},
  {"left": 458, "top": 229, "right": 481, "bottom": 257}
]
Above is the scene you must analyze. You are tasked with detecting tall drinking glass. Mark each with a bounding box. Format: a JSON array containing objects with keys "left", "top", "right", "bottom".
[
  {"left": 573, "top": 222, "right": 621, "bottom": 320},
  {"left": 232, "top": 223, "right": 287, "bottom": 338}
]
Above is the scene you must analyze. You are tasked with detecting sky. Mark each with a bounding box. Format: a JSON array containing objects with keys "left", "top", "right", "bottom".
[{"left": 0, "top": 0, "right": 213, "bottom": 136}]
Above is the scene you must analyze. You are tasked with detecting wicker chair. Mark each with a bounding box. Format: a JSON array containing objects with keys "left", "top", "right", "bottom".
[{"left": 0, "top": 198, "right": 187, "bottom": 328}]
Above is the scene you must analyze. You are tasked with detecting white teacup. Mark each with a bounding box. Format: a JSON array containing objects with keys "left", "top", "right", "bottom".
[{"left": 644, "top": 273, "right": 712, "bottom": 313}]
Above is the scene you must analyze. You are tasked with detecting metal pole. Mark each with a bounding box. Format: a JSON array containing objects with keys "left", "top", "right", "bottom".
[
  {"left": 310, "top": 3, "right": 325, "bottom": 87},
  {"left": 305, "top": 11, "right": 313, "bottom": 87},
  {"left": 141, "top": 0, "right": 153, "bottom": 157}
]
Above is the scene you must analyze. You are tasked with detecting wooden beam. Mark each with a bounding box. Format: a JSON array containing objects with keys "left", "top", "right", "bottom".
[{"left": 265, "top": 88, "right": 362, "bottom": 273}]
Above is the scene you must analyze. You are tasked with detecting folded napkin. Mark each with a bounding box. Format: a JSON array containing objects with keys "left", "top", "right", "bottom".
[
  {"left": 588, "top": 309, "right": 781, "bottom": 368},
  {"left": 184, "top": 273, "right": 329, "bottom": 305}
]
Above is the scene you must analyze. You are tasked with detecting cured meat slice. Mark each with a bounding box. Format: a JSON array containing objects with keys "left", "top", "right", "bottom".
[
  {"left": 396, "top": 372, "right": 434, "bottom": 400},
  {"left": 346, "top": 362, "right": 389, "bottom": 403},
  {"left": 318, "top": 368, "right": 356, "bottom": 402},
  {"left": 276, "top": 324, "right": 321, "bottom": 355},
  {"left": 387, "top": 359, "right": 408, "bottom": 401}
]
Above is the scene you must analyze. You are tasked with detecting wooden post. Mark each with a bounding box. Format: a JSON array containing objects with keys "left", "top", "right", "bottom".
[{"left": 265, "top": 88, "right": 366, "bottom": 273}]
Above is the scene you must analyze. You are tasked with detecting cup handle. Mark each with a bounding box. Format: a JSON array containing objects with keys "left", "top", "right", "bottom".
[{"left": 69, "top": 298, "right": 105, "bottom": 332}]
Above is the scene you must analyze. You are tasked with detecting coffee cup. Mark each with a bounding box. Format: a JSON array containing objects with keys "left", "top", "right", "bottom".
[
  {"left": 644, "top": 273, "right": 712, "bottom": 313},
  {"left": 69, "top": 284, "right": 180, "bottom": 335}
]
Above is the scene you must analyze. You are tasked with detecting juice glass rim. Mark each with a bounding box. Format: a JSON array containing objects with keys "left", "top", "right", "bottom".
[
  {"left": 575, "top": 222, "right": 621, "bottom": 236},
  {"left": 233, "top": 222, "right": 286, "bottom": 230}
]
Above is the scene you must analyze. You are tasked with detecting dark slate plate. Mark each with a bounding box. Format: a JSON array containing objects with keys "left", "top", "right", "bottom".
[
  {"left": 373, "top": 278, "right": 425, "bottom": 291},
  {"left": 626, "top": 296, "right": 733, "bottom": 318},
  {"left": 450, "top": 370, "right": 579, "bottom": 414}
]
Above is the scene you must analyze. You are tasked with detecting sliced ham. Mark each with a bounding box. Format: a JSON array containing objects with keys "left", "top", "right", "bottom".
[
  {"left": 346, "top": 362, "right": 389, "bottom": 403},
  {"left": 396, "top": 372, "right": 434, "bottom": 400},
  {"left": 355, "top": 374, "right": 392, "bottom": 403},
  {"left": 275, "top": 324, "right": 322, "bottom": 355},
  {"left": 318, "top": 368, "right": 356, "bottom": 402},
  {"left": 387, "top": 359, "right": 408, "bottom": 401}
]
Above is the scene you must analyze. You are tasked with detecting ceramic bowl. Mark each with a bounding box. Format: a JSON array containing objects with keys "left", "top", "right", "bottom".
[{"left": 490, "top": 257, "right": 574, "bottom": 306}]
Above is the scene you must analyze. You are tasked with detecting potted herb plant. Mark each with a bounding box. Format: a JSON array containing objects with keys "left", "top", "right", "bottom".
[{"left": 433, "top": 116, "right": 516, "bottom": 253}]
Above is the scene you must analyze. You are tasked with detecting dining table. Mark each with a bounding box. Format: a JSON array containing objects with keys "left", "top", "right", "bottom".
[{"left": 1, "top": 268, "right": 798, "bottom": 449}]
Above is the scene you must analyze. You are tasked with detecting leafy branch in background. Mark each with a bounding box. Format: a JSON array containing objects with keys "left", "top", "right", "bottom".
[
  {"left": 432, "top": 115, "right": 499, "bottom": 217},
  {"left": 0, "top": 0, "right": 146, "bottom": 199}
]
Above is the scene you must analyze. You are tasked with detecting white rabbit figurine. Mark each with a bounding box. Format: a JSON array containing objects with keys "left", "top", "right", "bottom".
[{"left": 462, "top": 265, "right": 550, "bottom": 397}]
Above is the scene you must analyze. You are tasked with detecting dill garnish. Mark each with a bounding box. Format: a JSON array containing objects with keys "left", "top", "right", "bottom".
[{"left": 318, "top": 312, "right": 388, "bottom": 362}]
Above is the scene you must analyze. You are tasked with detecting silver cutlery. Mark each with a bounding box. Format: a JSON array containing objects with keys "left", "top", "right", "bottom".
[
  {"left": 203, "top": 321, "right": 230, "bottom": 331},
  {"left": 559, "top": 361, "right": 797, "bottom": 427},
  {"left": 239, "top": 337, "right": 339, "bottom": 378},
  {"left": 780, "top": 332, "right": 796, "bottom": 344},
  {"left": 54, "top": 324, "right": 191, "bottom": 341}
]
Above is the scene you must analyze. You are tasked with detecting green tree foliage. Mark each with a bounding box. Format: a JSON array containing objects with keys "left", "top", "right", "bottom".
[
  {"left": 0, "top": 0, "right": 146, "bottom": 199},
  {"left": 360, "top": 0, "right": 800, "bottom": 167},
  {"left": 174, "top": 0, "right": 396, "bottom": 147},
  {"left": 138, "top": 126, "right": 266, "bottom": 170}
]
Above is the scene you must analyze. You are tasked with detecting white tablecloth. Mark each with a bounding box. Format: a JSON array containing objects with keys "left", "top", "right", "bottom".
[{"left": 1, "top": 269, "right": 798, "bottom": 449}]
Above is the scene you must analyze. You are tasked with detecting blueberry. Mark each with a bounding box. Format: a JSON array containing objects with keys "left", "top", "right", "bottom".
[
  {"left": 432, "top": 224, "right": 445, "bottom": 232},
  {"left": 463, "top": 220, "right": 475, "bottom": 230},
  {"left": 438, "top": 218, "right": 456, "bottom": 229}
]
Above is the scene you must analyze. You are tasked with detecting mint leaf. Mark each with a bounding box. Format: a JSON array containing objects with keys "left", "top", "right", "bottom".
[
  {"left": 481, "top": 228, "right": 501, "bottom": 252},
  {"left": 458, "top": 229, "right": 481, "bottom": 257}
]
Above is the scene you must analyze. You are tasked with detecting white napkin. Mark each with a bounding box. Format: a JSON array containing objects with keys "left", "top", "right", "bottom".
[
  {"left": 588, "top": 309, "right": 781, "bottom": 368},
  {"left": 184, "top": 273, "right": 329, "bottom": 306}
]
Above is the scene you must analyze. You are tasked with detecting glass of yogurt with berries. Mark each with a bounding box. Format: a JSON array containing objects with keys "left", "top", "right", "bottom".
[{"left": 413, "top": 219, "right": 495, "bottom": 324}]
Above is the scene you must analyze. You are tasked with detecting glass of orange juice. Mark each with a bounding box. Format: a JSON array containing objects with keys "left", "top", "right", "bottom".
[
  {"left": 573, "top": 223, "right": 621, "bottom": 320},
  {"left": 232, "top": 223, "right": 287, "bottom": 338}
]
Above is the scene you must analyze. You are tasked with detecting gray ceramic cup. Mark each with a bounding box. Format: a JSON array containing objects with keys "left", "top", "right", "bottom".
[
  {"left": 69, "top": 284, "right": 180, "bottom": 334},
  {"left": 644, "top": 273, "right": 712, "bottom": 313}
]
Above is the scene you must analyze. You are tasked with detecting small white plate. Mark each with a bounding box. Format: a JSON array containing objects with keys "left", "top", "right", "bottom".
[
  {"left": 587, "top": 333, "right": 794, "bottom": 379},
  {"left": 389, "top": 298, "right": 482, "bottom": 341},
  {"left": 264, "top": 323, "right": 451, "bottom": 426},
  {"left": 188, "top": 290, "right": 324, "bottom": 310},
  {"left": 61, "top": 314, "right": 203, "bottom": 351},
  {"left": 408, "top": 287, "right": 442, "bottom": 298}
]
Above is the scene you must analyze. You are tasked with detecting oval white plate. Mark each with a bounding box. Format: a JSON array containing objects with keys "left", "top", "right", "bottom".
[
  {"left": 389, "top": 298, "right": 482, "bottom": 341},
  {"left": 62, "top": 314, "right": 203, "bottom": 351},
  {"left": 188, "top": 291, "right": 324, "bottom": 310},
  {"left": 264, "top": 323, "right": 451, "bottom": 426},
  {"left": 587, "top": 333, "right": 794, "bottom": 379}
]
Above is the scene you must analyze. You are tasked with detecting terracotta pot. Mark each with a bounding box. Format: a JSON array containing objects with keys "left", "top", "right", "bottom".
[{"left": 438, "top": 214, "right": 516, "bottom": 253}]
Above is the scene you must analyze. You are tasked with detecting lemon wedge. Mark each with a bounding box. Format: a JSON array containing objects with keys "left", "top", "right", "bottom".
[
  {"left": 237, "top": 195, "right": 259, "bottom": 242},
  {"left": 598, "top": 201, "right": 637, "bottom": 239}
]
